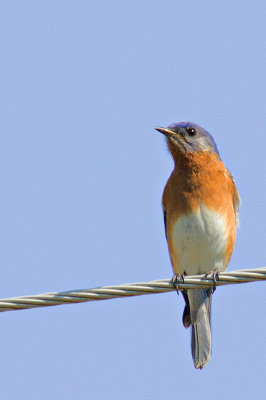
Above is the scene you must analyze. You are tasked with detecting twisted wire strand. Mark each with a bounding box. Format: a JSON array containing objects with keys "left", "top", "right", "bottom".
[{"left": 0, "top": 267, "right": 265, "bottom": 313}]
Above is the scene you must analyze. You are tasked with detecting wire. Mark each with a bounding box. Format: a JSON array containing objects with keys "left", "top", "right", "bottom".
[{"left": 0, "top": 267, "right": 265, "bottom": 313}]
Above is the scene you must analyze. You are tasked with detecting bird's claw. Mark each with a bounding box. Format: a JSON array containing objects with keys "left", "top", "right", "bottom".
[
  {"left": 205, "top": 270, "right": 220, "bottom": 293},
  {"left": 172, "top": 273, "right": 186, "bottom": 294}
]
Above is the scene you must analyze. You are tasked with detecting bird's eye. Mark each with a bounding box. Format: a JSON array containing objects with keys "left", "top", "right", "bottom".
[{"left": 186, "top": 127, "right": 196, "bottom": 137}]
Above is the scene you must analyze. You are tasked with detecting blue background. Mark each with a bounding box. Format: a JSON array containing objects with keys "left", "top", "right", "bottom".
[{"left": 0, "top": 1, "right": 265, "bottom": 399}]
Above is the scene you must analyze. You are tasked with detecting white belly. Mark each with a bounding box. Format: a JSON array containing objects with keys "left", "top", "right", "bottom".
[{"left": 171, "top": 204, "right": 228, "bottom": 275}]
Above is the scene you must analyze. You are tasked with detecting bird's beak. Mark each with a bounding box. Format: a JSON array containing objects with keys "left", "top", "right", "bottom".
[
  {"left": 155, "top": 127, "right": 179, "bottom": 139},
  {"left": 155, "top": 126, "right": 187, "bottom": 152}
]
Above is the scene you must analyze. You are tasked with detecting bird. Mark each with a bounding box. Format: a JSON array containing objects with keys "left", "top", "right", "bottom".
[{"left": 155, "top": 121, "right": 240, "bottom": 369}]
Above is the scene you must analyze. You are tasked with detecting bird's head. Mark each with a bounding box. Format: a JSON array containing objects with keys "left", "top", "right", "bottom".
[{"left": 155, "top": 122, "right": 220, "bottom": 159}]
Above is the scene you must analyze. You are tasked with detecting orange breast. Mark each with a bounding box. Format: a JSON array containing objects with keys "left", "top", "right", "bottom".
[{"left": 162, "top": 152, "right": 238, "bottom": 273}]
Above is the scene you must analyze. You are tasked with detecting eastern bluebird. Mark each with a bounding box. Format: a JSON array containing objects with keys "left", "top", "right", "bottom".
[{"left": 155, "top": 122, "right": 240, "bottom": 369}]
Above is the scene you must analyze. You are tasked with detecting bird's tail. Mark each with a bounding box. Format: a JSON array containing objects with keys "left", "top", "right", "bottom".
[{"left": 187, "top": 288, "right": 212, "bottom": 369}]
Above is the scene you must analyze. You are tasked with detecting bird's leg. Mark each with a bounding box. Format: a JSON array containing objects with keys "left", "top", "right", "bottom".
[
  {"left": 205, "top": 270, "right": 220, "bottom": 293},
  {"left": 172, "top": 272, "right": 186, "bottom": 294}
]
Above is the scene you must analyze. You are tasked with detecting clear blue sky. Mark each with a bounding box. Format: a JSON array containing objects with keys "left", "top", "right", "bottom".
[{"left": 0, "top": 1, "right": 265, "bottom": 399}]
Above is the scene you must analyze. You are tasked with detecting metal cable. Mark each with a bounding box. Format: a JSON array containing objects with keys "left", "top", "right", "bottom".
[{"left": 0, "top": 267, "right": 265, "bottom": 313}]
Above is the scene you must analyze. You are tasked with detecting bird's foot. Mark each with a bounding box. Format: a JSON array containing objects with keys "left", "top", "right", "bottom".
[
  {"left": 172, "top": 273, "right": 186, "bottom": 294},
  {"left": 204, "top": 270, "right": 220, "bottom": 293}
]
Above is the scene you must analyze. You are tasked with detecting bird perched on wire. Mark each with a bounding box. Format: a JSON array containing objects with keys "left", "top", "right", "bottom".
[{"left": 155, "top": 122, "right": 240, "bottom": 369}]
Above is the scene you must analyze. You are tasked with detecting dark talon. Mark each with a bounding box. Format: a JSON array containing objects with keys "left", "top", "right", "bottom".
[
  {"left": 205, "top": 271, "right": 220, "bottom": 293},
  {"left": 213, "top": 271, "right": 220, "bottom": 293},
  {"left": 172, "top": 273, "right": 186, "bottom": 294},
  {"left": 172, "top": 274, "right": 179, "bottom": 294}
]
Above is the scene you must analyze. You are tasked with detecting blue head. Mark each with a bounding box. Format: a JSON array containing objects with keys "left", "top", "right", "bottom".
[{"left": 155, "top": 121, "right": 220, "bottom": 157}]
